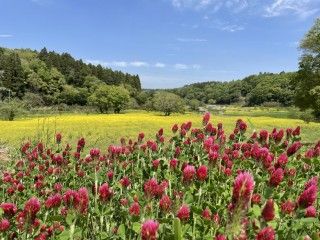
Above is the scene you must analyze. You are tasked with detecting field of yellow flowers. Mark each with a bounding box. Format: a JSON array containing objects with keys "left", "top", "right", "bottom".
[{"left": 0, "top": 111, "right": 319, "bottom": 149}]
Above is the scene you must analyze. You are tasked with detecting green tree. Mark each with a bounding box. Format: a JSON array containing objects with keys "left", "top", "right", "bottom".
[
  {"left": 109, "top": 85, "right": 130, "bottom": 113},
  {"left": 292, "top": 18, "right": 320, "bottom": 118},
  {"left": 136, "top": 91, "right": 153, "bottom": 106},
  {"left": 152, "top": 91, "right": 185, "bottom": 116},
  {"left": 25, "top": 59, "right": 66, "bottom": 104},
  {"left": 88, "top": 85, "right": 130, "bottom": 113},
  {"left": 58, "top": 85, "right": 88, "bottom": 105},
  {"left": 83, "top": 75, "right": 103, "bottom": 92},
  {"left": 247, "top": 74, "right": 294, "bottom": 106},
  {"left": 0, "top": 52, "right": 26, "bottom": 98},
  {"left": 189, "top": 99, "right": 201, "bottom": 111}
]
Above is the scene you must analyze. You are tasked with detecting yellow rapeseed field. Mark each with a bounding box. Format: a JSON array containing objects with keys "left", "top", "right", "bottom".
[{"left": 0, "top": 111, "right": 319, "bottom": 149}]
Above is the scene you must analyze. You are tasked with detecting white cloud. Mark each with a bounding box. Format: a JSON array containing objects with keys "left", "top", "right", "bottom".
[
  {"left": 211, "top": 19, "right": 245, "bottom": 32},
  {"left": 177, "top": 38, "right": 208, "bottom": 42},
  {"left": 172, "top": 0, "right": 215, "bottom": 9},
  {"left": 225, "top": 0, "right": 248, "bottom": 12},
  {"left": 86, "top": 60, "right": 201, "bottom": 70},
  {"left": 112, "top": 61, "right": 128, "bottom": 67},
  {"left": 173, "top": 63, "right": 202, "bottom": 70},
  {"left": 155, "top": 62, "right": 166, "bottom": 68},
  {"left": 0, "top": 34, "right": 13, "bottom": 38},
  {"left": 264, "top": 0, "right": 319, "bottom": 18},
  {"left": 85, "top": 60, "right": 128, "bottom": 68},
  {"left": 171, "top": 0, "right": 249, "bottom": 12},
  {"left": 192, "top": 64, "right": 201, "bottom": 70},
  {"left": 220, "top": 24, "right": 245, "bottom": 32},
  {"left": 203, "top": 15, "right": 209, "bottom": 20},
  {"left": 174, "top": 63, "right": 188, "bottom": 70},
  {"left": 130, "top": 61, "right": 149, "bottom": 67},
  {"left": 171, "top": 0, "right": 318, "bottom": 19},
  {"left": 289, "top": 41, "right": 300, "bottom": 48}
]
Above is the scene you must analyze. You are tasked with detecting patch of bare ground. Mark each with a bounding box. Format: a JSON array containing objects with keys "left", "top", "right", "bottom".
[{"left": 0, "top": 146, "right": 10, "bottom": 162}]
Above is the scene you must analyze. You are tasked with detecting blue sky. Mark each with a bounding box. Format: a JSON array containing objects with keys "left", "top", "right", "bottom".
[{"left": 0, "top": 0, "right": 319, "bottom": 88}]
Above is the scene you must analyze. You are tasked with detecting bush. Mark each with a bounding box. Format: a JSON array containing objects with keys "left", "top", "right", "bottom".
[
  {"left": 0, "top": 100, "right": 25, "bottom": 121},
  {"left": 261, "top": 101, "right": 281, "bottom": 108},
  {"left": 127, "top": 98, "right": 139, "bottom": 109},
  {"left": 300, "top": 109, "right": 315, "bottom": 123},
  {"left": 22, "top": 92, "right": 45, "bottom": 109},
  {"left": 188, "top": 99, "right": 201, "bottom": 111}
]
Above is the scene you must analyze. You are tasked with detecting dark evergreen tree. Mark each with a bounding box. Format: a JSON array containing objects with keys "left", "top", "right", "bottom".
[{"left": 0, "top": 52, "right": 26, "bottom": 98}]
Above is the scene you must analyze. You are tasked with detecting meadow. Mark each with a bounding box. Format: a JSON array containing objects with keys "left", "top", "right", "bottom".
[
  {"left": 0, "top": 111, "right": 319, "bottom": 239},
  {"left": 0, "top": 108, "right": 319, "bottom": 151}
]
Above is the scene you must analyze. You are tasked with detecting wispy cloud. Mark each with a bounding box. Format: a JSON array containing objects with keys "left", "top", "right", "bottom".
[
  {"left": 174, "top": 63, "right": 188, "bottom": 70},
  {"left": 0, "top": 34, "right": 13, "bottom": 38},
  {"left": 177, "top": 38, "right": 208, "bottom": 42},
  {"left": 171, "top": 0, "right": 249, "bottom": 12},
  {"left": 210, "top": 19, "right": 245, "bottom": 32},
  {"left": 174, "top": 63, "right": 201, "bottom": 70},
  {"left": 170, "top": 0, "right": 318, "bottom": 19},
  {"left": 192, "top": 64, "right": 201, "bottom": 70},
  {"left": 130, "top": 61, "right": 149, "bottom": 67},
  {"left": 264, "top": 0, "right": 319, "bottom": 18},
  {"left": 220, "top": 24, "right": 245, "bottom": 32},
  {"left": 289, "top": 40, "right": 300, "bottom": 48},
  {"left": 155, "top": 62, "right": 166, "bottom": 68},
  {"left": 172, "top": 0, "right": 216, "bottom": 10},
  {"left": 86, "top": 60, "right": 200, "bottom": 70},
  {"left": 112, "top": 61, "right": 128, "bottom": 67},
  {"left": 85, "top": 60, "right": 128, "bottom": 68}
]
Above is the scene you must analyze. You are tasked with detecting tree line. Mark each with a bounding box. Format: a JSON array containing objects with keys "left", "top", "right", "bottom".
[
  {"left": 0, "top": 47, "right": 141, "bottom": 117},
  {"left": 170, "top": 71, "right": 295, "bottom": 107},
  {"left": 0, "top": 18, "right": 319, "bottom": 119}
]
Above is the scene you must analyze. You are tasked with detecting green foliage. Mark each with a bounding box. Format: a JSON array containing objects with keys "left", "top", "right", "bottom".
[
  {"left": 246, "top": 73, "right": 295, "bottom": 106},
  {"left": 38, "top": 47, "right": 141, "bottom": 91},
  {"left": 300, "top": 18, "right": 320, "bottom": 54},
  {"left": 188, "top": 98, "right": 201, "bottom": 111},
  {"left": 127, "top": 98, "right": 139, "bottom": 109},
  {"left": 173, "top": 72, "right": 294, "bottom": 107},
  {"left": 0, "top": 99, "right": 25, "bottom": 121},
  {"left": 292, "top": 18, "right": 320, "bottom": 118},
  {"left": 299, "top": 109, "right": 315, "bottom": 124},
  {"left": 0, "top": 52, "right": 26, "bottom": 98},
  {"left": 152, "top": 91, "right": 185, "bottom": 116},
  {"left": 58, "top": 85, "right": 88, "bottom": 105},
  {"left": 24, "top": 58, "right": 66, "bottom": 104},
  {"left": 88, "top": 84, "right": 130, "bottom": 113},
  {"left": 0, "top": 47, "right": 141, "bottom": 108},
  {"left": 22, "top": 92, "right": 45, "bottom": 109}
]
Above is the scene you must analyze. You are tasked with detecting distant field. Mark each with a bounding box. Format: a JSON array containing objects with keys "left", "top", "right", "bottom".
[{"left": 0, "top": 109, "right": 319, "bottom": 150}]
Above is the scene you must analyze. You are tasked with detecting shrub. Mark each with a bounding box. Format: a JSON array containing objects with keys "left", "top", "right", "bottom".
[
  {"left": 0, "top": 100, "right": 25, "bottom": 121},
  {"left": 300, "top": 109, "right": 315, "bottom": 123}
]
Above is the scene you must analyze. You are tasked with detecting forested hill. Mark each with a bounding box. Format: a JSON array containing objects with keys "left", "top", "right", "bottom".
[
  {"left": 171, "top": 72, "right": 296, "bottom": 106},
  {"left": 0, "top": 47, "right": 141, "bottom": 105},
  {"left": 0, "top": 46, "right": 297, "bottom": 109}
]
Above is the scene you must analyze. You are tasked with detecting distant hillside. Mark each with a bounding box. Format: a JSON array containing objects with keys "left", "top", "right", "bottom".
[
  {"left": 171, "top": 72, "right": 296, "bottom": 107},
  {"left": 0, "top": 47, "right": 141, "bottom": 105},
  {"left": 0, "top": 46, "right": 297, "bottom": 110}
]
